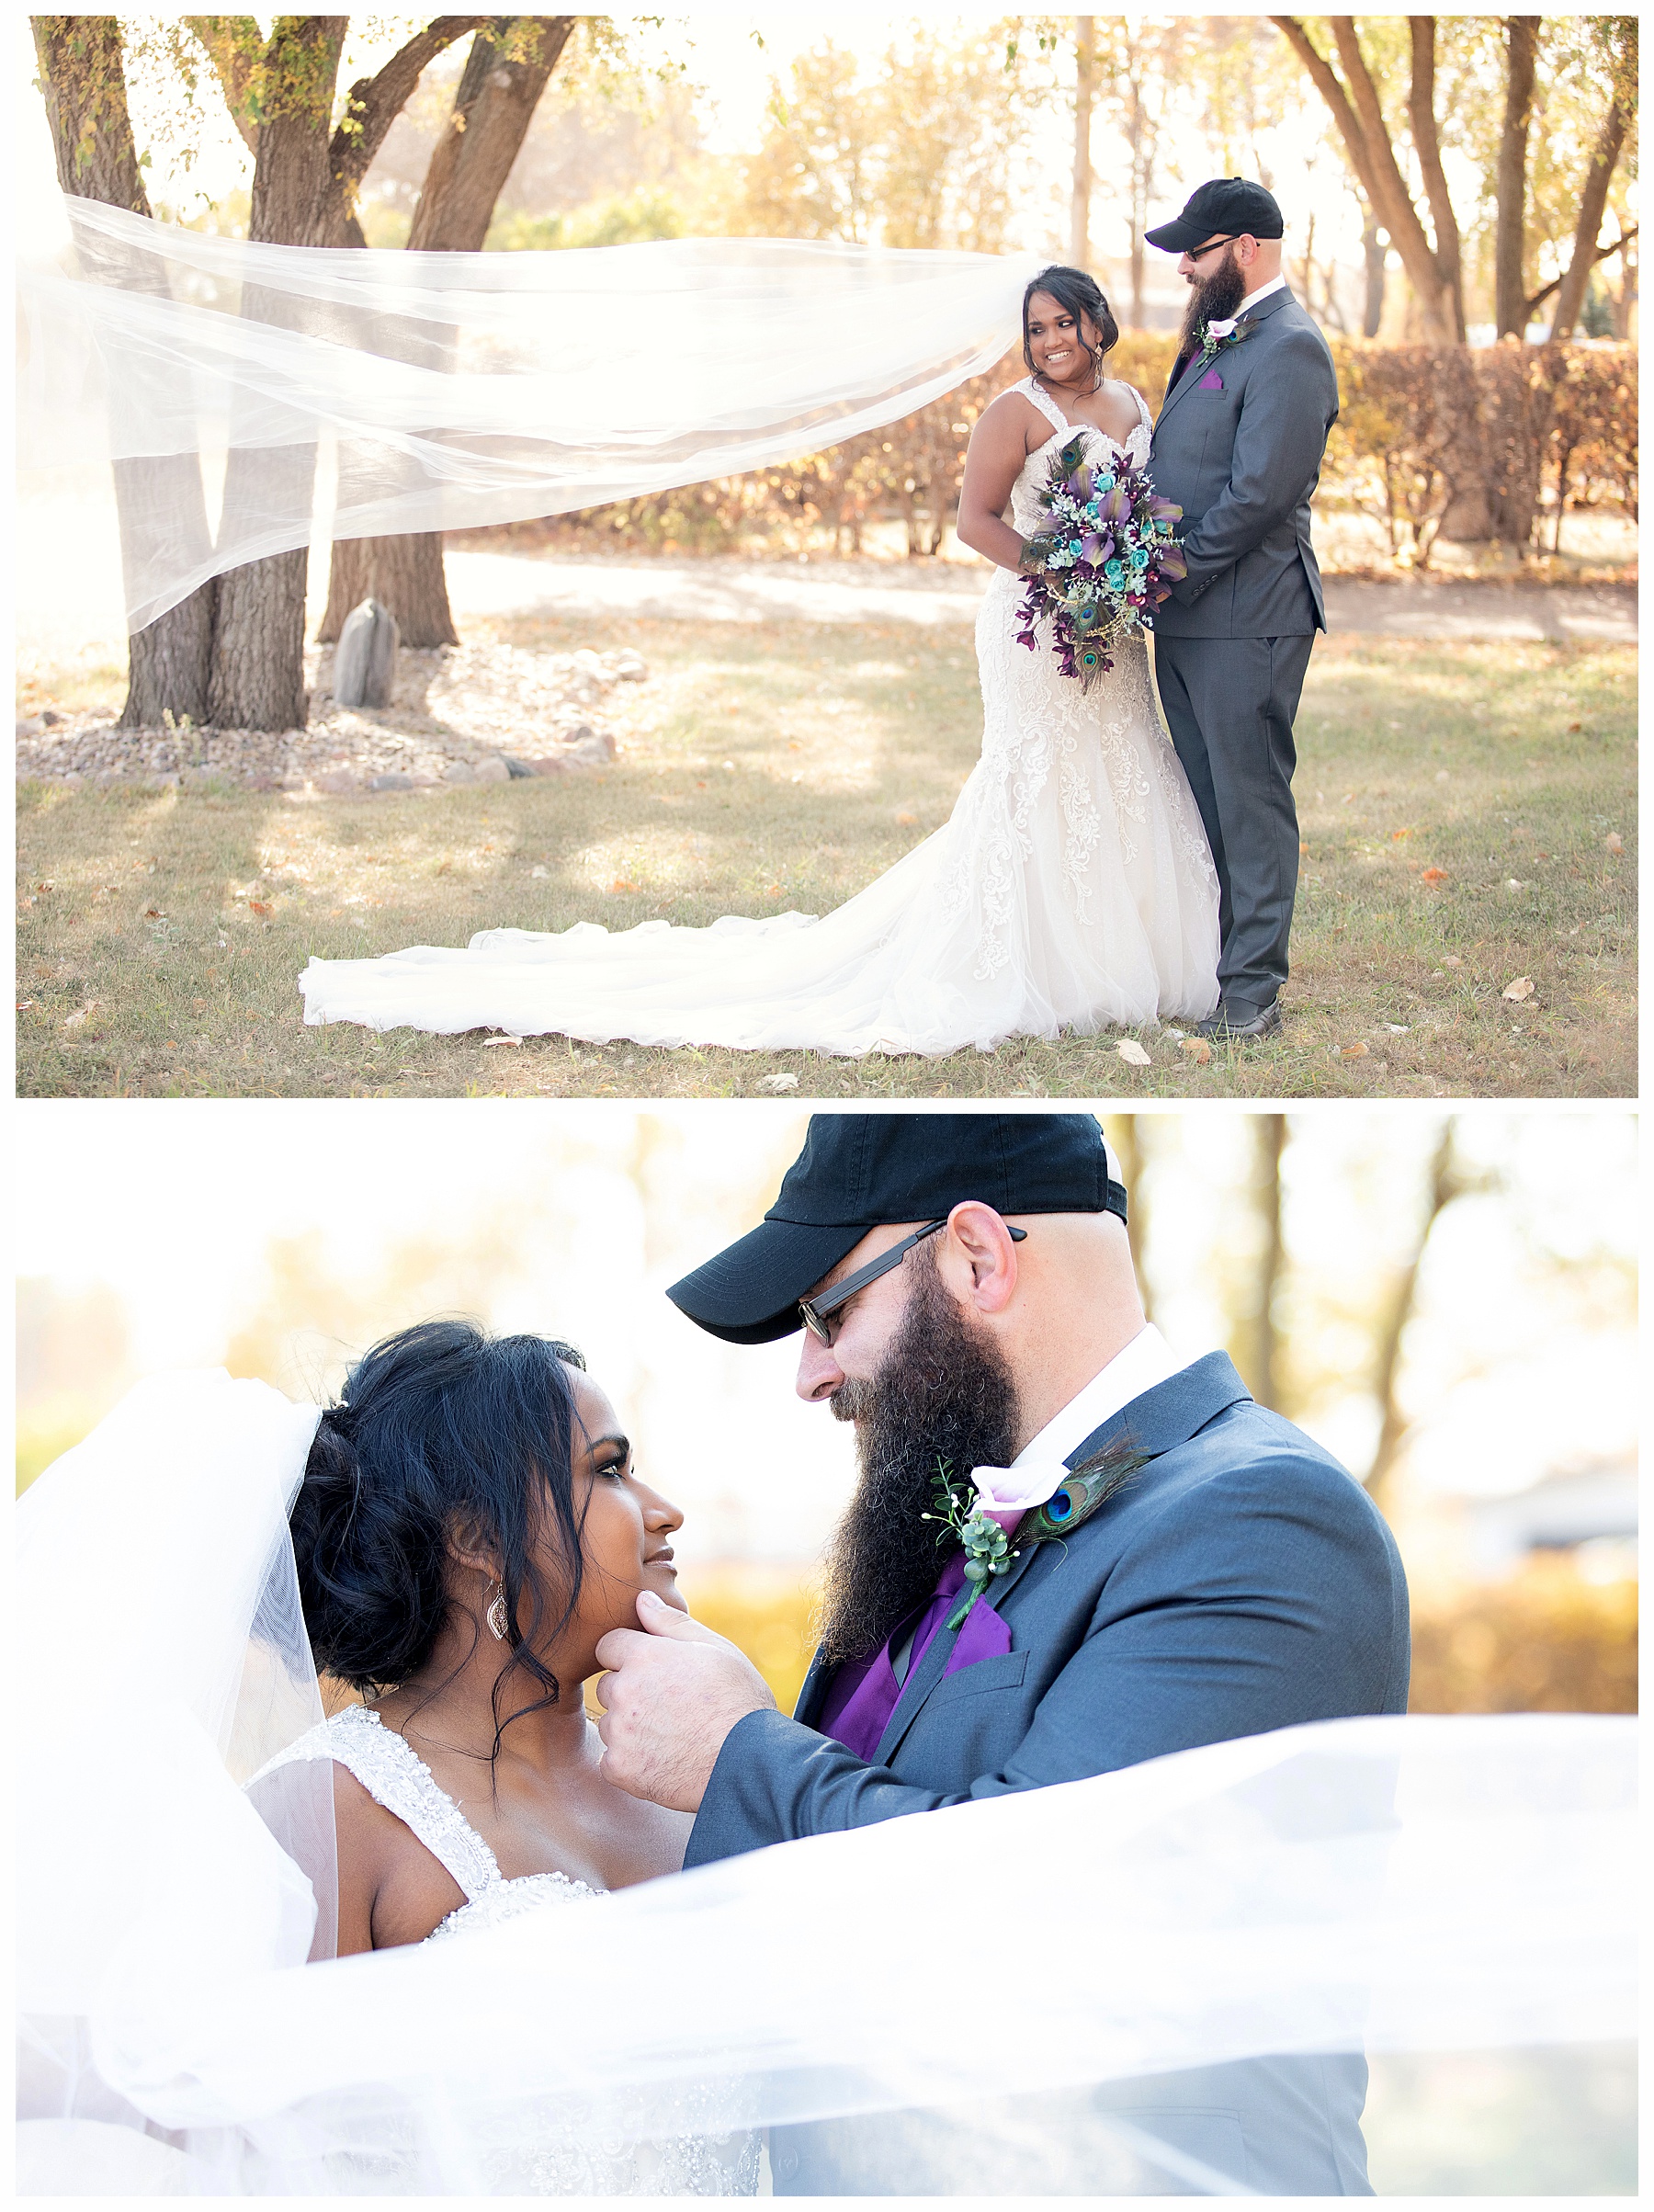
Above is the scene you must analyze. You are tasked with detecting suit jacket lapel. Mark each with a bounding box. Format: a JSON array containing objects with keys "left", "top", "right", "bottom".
[
  {"left": 793, "top": 1645, "right": 834, "bottom": 1727},
  {"left": 1155, "top": 285, "right": 1297, "bottom": 432},
  {"left": 864, "top": 1351, "right": 1253, "bottom": 1767}
]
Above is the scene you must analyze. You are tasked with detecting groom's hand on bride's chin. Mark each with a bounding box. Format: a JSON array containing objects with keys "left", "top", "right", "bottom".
[{"left": 593, "top": 1590, "right": 777, "bottom": 1814}]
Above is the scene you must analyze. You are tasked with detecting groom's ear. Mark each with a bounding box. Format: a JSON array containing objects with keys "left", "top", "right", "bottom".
[{"left": 942, "top": 1202, "right": 1022, "bottom": 1317}]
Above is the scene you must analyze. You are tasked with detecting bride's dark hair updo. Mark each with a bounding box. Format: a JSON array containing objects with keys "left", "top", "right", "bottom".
[
  {"left": 1022, "top": 266, "right": 1120, "bottom": 380},
  {"left": 290, "top": 1321, "right": 589, "bottom": 1727}
]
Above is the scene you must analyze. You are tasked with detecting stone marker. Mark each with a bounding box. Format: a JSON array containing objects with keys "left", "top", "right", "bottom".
[{"left": 333, "top": 597, "right": 400, "bottom": 709}]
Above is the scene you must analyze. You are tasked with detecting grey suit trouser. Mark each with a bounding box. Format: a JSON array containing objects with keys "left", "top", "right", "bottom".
[{"left": 1154, "top": 630, "right": 1315, "bottom": 1008}]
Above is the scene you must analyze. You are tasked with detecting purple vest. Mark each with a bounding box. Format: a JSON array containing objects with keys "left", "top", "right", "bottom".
[{"left": 817, "top": 1548, "right": 1014, "bottom": 1764}]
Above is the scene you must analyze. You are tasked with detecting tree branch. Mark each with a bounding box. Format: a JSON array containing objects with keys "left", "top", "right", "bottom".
[
  {"left": 327, "top": 16, "right": 488, "bottom": 198},
  {"left": 1526, "top": 225, "right": 1637, "bottom": 321},
  {"left": 183, "top": 15, "right": 263, "bottom": 153},
  {"left": 1549, "top": 29, "right": 1636, "bottom": 341},
  {"left": 1406, "top": 17, "right": 1464, "bottom": 336}
]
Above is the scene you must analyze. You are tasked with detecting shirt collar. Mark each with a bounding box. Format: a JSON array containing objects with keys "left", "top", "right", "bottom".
[
  {"left": 1206, "top": 275, "right": 1288, "bottom": 338},
  {"left": 972, "top": 1325, "right": 1186, "bottom": 1514}
]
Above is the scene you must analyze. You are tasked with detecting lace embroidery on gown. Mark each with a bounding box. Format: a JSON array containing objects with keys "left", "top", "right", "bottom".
[
  {"left": 299, "top": 377, "right": 1219, "bottom": 1052},
  {"left": 259, "top": 1706, "right": 759, "bottom": 2195}
]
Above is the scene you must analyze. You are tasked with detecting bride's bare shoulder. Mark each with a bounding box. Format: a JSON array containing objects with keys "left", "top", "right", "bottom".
[{"left": 978, "top": 381, "right": 1051, "bottom": 452}]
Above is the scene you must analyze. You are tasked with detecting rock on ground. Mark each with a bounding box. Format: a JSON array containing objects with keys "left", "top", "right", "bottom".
[{"left": 16, "top": 640, "right": 647, "bottom": 793}]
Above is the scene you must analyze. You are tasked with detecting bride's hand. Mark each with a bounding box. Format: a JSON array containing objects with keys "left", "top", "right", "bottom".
[{"left": 594, "top": 1592, "right": 777, "bottom": 1814}]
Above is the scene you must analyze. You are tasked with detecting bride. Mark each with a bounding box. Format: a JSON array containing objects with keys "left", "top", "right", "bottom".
[
  {"left": 15, "top": 1356, "right": 1637, "bottom": 2196},
  {"left": 298, "top": 267, "right": 1220, "bottom": 1055}
]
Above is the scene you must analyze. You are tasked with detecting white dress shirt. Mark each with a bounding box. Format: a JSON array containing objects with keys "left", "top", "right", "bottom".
[
  {"left": 973, "top": 1323, "right": 1187, "bottom": 1514},
  {"left": 1206, "top": 273, "right": 1289, "bottom": 340}
]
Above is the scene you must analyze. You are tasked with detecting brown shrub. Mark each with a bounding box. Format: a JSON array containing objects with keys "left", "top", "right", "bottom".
[
  {"left": 1408, "top": 1559, "right": 1637, "bottom": 1714},
  {"left": 459, "top": 339, "right": 1635, "bottom": 569}
]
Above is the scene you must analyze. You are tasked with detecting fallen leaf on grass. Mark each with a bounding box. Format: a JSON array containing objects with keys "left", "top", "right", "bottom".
[
  {"left": 1604, "top": 832, "right": 1623, "bottom": 855},
  {"left": 62, "top": 1003, "right": 96, "bottom": 1030},
  {"left": 758, "top": 1072, "right": 799, "bottom": 1093},
  {"left": 17, "top": 999, "right": 38, "bottom": 1012},
  {"left": 248, "top": 900, "right": 272, "bottom": 916},
  {"left": 1421, "top": 868, "right": 1448, "bottom": 885},
  {"left": 1444, "top": 954, "right": 1464, "bottom": 969},
  {"left": 1339, "top": 1040, "right": 1370, "bottom": 1060},
  {"left": 1501, "top": 977, "right": 1535, "bottom": 1002},
  {"left": 1178, "top": 1037, "right": 1212, "bottom": 1065},
  {"left": 1390, "top": 828, "right": 1413, "bottom": 842},
  {"left": 1116, "top": 1038, "right": 1152, "bottom": 1067},
  {"left": 608, "top": 879, "right": 639, "bottom": 894},
  {"left": 482, "top": 1035, "right": 524, "bottom": 1048},
  {"left": 142, "top": 905, "right": 166, "bottom": 919},
  {"left": 896, "top": 811, "right": 917, "bottom": 826}
]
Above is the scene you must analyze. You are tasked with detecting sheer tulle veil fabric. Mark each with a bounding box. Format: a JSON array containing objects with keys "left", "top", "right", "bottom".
[
  {"left": 18, "top": 199, "right": 1042, "bottom": 634},
  {"left": 16, "top": 1375, "right": 1637, "bottom": 2195}
]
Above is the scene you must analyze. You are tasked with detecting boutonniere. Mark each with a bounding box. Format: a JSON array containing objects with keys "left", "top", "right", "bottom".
[
  {"left": 1195, "top": 318, "right": 1260, "bottom": 370},
  {"left": 923, "top": 1441, "right": 1150, "bottom": 1632}
]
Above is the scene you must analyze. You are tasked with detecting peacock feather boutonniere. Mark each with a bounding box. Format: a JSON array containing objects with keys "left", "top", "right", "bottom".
[{"left": 923, "top": 1440, "right": 1150, "bottom": 1633}]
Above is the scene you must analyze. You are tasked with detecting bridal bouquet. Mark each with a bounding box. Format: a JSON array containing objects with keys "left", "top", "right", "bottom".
[{"left": 1016, "top": 437, "right": 1187, "bottom": 690}]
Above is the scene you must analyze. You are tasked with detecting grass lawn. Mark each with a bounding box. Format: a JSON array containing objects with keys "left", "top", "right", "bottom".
[{"left": 17, "top": 616, "right": 1636, "bottom": 1098}]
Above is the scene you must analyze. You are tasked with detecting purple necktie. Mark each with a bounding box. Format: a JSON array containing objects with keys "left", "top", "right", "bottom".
[{"left": 818, "top": 1548, "right": 1013, "bottom": 1764}]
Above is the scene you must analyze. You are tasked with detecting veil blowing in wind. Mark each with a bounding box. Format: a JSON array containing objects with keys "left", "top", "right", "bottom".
[{"left": 16, "top": 1370, "right": 1637, "bottom": 2196}]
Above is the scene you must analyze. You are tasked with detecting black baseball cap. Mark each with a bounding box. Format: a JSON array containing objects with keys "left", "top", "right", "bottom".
[
  {"left": 1145, "top": 177, "right": 1285, "bottom": 255},
  {"left": 666, "top": 1113, "right": 1127, "bottom": 1345}
]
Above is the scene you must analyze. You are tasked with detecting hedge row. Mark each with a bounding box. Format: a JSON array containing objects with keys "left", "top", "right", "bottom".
[{"left": 469, "top": 338, "right": 1636, "bottom": 568}]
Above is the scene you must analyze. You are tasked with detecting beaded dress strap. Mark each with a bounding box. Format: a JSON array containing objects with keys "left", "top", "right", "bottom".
[
  {"left": 1019, "top": 377, "right": 1072, "bottom": 435},
  {"left": 256, "top": 1704, "right": 501, "bottom": 1901}
]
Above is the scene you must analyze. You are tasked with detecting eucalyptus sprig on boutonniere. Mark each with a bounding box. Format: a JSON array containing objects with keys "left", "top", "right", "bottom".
[
  {"left": 923, "top": 1441, "right": 1151, "bottom": 1633},
  {"left": 1195, "top": 318, "right": 1261, "bottom": 373}
]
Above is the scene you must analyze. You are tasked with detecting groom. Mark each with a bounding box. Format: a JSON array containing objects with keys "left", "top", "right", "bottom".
[
  {"left": 595, "top": 1113, "right": 1409, "bottom": 2194},
  {"left": 1147, "top": 179, "right": 1340, "bottom": 1041}
]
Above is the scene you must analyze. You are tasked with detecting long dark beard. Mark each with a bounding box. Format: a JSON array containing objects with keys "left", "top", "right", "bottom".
[
  {"left": 1178, "top": 246, "right": 1249, "bottom": 357},
  {"left": 816, "top": 1252, "right": 1021, "bottom": 1665}
]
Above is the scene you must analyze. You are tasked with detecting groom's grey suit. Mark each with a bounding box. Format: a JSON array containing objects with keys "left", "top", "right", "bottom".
[
  {"left": 685, "top": 1351, "right": 1410, "bottom": 2195},
  {"left": 1150, "top": 286, "right": 1339, "bottom": 1012}
]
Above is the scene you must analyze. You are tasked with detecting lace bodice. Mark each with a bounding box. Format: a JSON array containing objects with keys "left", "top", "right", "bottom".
[
  {"left": 1007, "top": 376, "right": 1154, "bottom": 534},
  {"left": 257, "top": 1703, "right": 600, "bottom": 1941}
]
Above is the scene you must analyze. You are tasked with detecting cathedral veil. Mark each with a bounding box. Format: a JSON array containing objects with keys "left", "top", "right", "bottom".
[
  {"left": 17, "top": 199, "right": 1040, "bottom": 636},
  {"left": 14, "top": 1373, "right": 1636, "bottom": 2196}
]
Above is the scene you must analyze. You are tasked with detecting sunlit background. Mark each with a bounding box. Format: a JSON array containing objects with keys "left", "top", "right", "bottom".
[{"left": 17, "top": 1102, "right": 1636, "bottom": 1714}]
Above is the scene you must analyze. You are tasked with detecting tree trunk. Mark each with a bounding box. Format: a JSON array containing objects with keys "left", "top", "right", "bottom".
[
  {"left": 1108, "top": 1115, "right": 1154, "bottom": 1327},
  {"left": 319, "top": 534, "right": 459, "bottom": 648},
  {"left": 1127, "top": 78, "right": 1148, "bottom": 326},
  {"left": 1549, "top": 50, "right": 1634, "bottom": 340},
  {"left": 1405, "top": 18, "right": 1465, "bottom": 341},
  {"left": 1362, "top": 214, "right": 1387, "bottom": 337},
  {"left": 31, "top": 15, "right": 218, "bottom": 727},
  {"left": 1495, "top": 17, "right": 1539, "bottom": 338},
  {"left": 1246, "top": 1116, "right": 1287, "bottom": 1412},
  {"left": 1365, "top": 1121, "right": 1467, "bottom": 1515},
  {"left": 1071, "top": 17, "right": 1095, "bottom": 270},
  {"left": 206, "top": 20, "right": 348, "bottom": 730},
  {"left": 1271, "top": 17, "right": 1460, "bottom": 345},
  {"left": 320, "top": 18, "right": 573, "bottom": 646}
]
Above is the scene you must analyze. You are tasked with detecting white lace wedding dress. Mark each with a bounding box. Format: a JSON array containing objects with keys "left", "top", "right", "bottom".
[
  {"left": 261, "top": 1704, "right": 760, "bottom": 2196},
  {"left": 298, "top": 380, "right": 1219, "bottom": 1054}
]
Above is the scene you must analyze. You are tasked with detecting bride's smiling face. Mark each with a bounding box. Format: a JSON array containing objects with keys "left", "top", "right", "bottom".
[{"left": 1025, "top": 292, "right": 1101, "bottom": 387}]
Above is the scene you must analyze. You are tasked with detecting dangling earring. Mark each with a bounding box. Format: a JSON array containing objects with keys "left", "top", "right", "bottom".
[{"left": 486, "top": 1582, "right": 509, "bottom": 1642}]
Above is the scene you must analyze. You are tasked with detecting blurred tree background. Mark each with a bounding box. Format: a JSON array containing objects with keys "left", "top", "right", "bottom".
[{"left": 17, "top": 1109, "right": 1637, "bottom": 1719}]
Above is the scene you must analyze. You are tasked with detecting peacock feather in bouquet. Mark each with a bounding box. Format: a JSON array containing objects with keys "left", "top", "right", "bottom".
[{"left": 1016, "top": 435, "right": 1187, "bottom": 690}]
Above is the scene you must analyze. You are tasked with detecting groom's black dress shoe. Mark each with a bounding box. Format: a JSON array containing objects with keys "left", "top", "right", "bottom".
[{"left": 1195, "top": 997, "right": 1282, "bottom": 1043}]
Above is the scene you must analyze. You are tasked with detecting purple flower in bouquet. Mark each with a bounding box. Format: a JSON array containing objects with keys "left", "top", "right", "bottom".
[{"left": 1016, "top": 435, "right": 1185, "bottom": 691}]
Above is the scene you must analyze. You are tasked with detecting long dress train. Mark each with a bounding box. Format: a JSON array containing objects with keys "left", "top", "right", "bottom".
[{"left": 298, "top": 381, "right": 1219, "bottom": 1055}]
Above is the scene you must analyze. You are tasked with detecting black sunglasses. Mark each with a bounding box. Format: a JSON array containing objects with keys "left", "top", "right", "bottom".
[{"left": 799, "top": 1219, "right": 1029, "bottom": 1344}]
